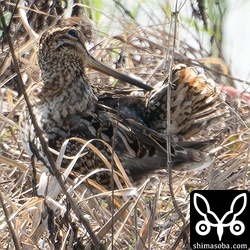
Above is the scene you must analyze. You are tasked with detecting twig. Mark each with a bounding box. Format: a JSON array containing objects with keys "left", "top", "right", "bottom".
[
  {"left": 0, "top": 5, "right": 104, "bottom": 250},
  {"left": 166, "top": 6, "right": 189, "bottom": 249},
  {"left": 0, "top": 191, "right": 21, "bottom": 249},
  {"left": 113, "top": 0, "right": 135, "bottom": 19},
  {"left": 171, "top": 222, "right": 190, "bottom": 250}
]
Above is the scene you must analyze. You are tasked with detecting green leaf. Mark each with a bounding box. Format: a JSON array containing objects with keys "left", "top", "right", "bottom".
[{"left": 0, "top": 11, "right": 11, "bottom": 38}]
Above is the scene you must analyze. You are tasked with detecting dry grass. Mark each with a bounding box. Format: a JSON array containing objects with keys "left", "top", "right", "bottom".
[{"left": 0, "top": 1, "right": 249, "bottom": 249}]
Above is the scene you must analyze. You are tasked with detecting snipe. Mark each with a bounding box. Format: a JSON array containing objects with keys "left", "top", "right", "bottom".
[
  {"left": 19, "top": 27, "right": 211, "bottom": 185},
  {"left": 99, "top": 64, "right": 229, "bottom": 140}
]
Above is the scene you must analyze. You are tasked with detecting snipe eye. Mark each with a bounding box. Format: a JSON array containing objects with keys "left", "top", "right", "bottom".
[{"left": 67, "top": 29, "right": 79, "bottom": 38}]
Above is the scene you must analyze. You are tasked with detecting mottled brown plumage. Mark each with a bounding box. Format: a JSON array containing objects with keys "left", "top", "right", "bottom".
[
  {"left": 99, "top": 64, "right": 229, "bottom": 140},
  {"left": 145, "top": 64, "right": 229, "bottom": 138},
  {"left": 19, "top": 27, "right": 212, "bottom": 185}
]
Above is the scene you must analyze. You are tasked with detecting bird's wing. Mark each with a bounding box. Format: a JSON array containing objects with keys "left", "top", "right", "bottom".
[{"left": 97, "top": 103, "right": 212, "bottom": 174}]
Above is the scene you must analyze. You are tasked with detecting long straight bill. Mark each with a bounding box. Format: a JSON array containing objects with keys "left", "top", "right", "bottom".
[{"left": 86, "top": 54, "right": 153, "bottom": 91}]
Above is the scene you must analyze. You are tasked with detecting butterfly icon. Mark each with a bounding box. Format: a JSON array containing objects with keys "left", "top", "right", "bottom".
[{"left": 193, "top": 193, "right": 247, "bottom": 241}]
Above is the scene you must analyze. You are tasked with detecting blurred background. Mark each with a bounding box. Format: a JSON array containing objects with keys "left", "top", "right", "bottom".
[{"left": 82, "top": 0, "right": 250, "bottom": 90}]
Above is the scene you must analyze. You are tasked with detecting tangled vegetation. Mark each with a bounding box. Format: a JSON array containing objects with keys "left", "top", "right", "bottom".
[{"left": 0, "top": 1, "right": 249, "bottom": 249}]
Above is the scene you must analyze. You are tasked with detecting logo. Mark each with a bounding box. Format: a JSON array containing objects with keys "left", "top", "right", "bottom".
[{"left": 190, "top": 190, "right": 250, "bottom": 249}]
